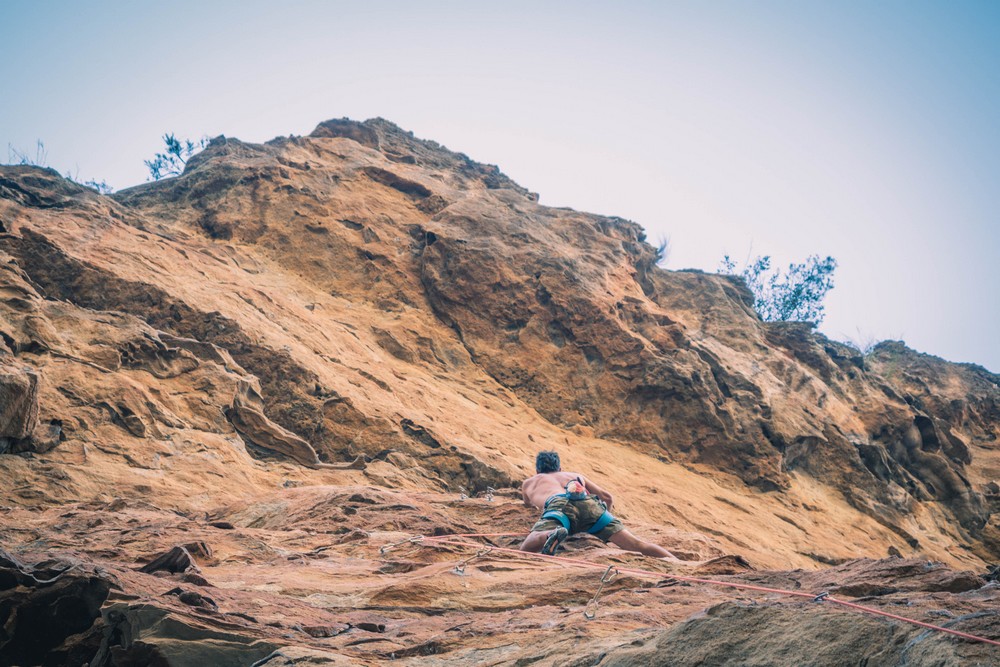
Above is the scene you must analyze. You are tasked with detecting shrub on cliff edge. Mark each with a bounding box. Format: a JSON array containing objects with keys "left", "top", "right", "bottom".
[
  {"left": 719, "top": 254, "right": 837, "bottom": 325},
  {"left": 144, "top": 134, "right": 207, "bottom": 181}
]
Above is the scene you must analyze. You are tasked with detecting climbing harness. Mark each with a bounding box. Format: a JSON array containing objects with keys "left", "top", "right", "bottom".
[
  {"left": 540, "top": 482, "right": 615, "bottom": 536},
  {"left": 588, "top": 510, "right": 615, "bottom": 535},
  {"left": 540, "top": 506, "right": 614, "bottom": 535},
  {"left": 540, "top": 508, "right": 570, "bottom": 530},
  {"left": 453, "top": 547, "right": 492, "bottom": 575},
  {"left": 584, "top": 565, "right": 619, "bottom": 619},
  {"left": 412, "top": 532, "right": 1000, "bottom": 648}
]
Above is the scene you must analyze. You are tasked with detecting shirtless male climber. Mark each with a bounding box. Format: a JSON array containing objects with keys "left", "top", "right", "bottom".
[{"left": 520, "top": 451, "right": 680, "bottom": 561}]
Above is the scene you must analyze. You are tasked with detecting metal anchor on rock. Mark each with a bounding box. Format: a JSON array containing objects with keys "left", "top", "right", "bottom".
[
  {"left": 379, "top": 536, "right": 423, "bottom": 555},
  {"left": 453, "top": 547, "right": 492, "bottom": 575},
  {"left": 584, "top": 565, "right": 619, "bottom": 619}
]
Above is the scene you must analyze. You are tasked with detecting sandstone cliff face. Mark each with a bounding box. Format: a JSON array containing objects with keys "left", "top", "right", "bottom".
[{"left": 0, "top": 119, "right": 997, "bottom": 664}]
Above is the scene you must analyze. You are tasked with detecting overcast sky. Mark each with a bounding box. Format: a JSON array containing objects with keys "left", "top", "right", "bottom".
[{"left": 3, "top": 1, "right": 998, "bottom": 371}]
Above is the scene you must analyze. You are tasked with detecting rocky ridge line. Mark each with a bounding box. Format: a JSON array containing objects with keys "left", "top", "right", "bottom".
[{"left": 0, "top": 117, "right": 997, "bottom": 664}]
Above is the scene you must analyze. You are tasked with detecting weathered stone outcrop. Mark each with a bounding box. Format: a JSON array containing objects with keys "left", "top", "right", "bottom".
[
  {"left": 0, "top": 363, "right": 39, "bottom": 452},
  {"left": 2, "top": 496, "right": 998, "bottom": 666},
  {"left": 0, "top": 118, "right": 997, "bottom": 664},
  {"left": 226, "top": 378, "right": 366, "bottom": 469}
]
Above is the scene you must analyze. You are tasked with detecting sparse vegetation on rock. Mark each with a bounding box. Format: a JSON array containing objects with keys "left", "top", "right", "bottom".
[
  {"left": 144, "top": 133, "right": 208, "bottom": 181},
  {"left": 719, "top": 253, "right": 837, "bottom": 325},
  {"left": 6, "top": 139, "right": 113, "bottom": 193}
]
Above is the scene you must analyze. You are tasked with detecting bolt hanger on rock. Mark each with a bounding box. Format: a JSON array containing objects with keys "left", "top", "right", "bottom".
[
  {"left": 453, "top": 547, "right": 492, "bottom": 575},
  {"left": 379, "top": 535, "right": 423, "bottom": 555},
  {"left": 584, "top": 565, "right": 619, "bottom": 620}
]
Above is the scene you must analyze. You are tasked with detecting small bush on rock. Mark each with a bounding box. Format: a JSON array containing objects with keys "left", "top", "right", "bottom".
[
  {"left": 719, "top": 254, "right": 837, "bottom": 325},
  {"left": 145, "top": 134, "right": 207, "bottom": 181}
]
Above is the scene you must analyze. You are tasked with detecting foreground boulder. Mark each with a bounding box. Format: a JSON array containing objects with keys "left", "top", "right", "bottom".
[{"left": 0, "top": 551, "right": 111, "bottom": 666}]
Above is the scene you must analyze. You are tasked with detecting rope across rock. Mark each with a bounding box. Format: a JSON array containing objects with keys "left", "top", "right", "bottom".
[{"left": 380, "top": 532, "right": 1000, "bottom": 649}]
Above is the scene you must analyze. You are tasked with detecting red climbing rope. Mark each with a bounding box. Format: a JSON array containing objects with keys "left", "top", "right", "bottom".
[
  {"left": 423, "top": 536, "right": 821, "bottom": 598},
  {"left": 427, "top": 532, "right": 529, "bottom": 539},
  {"left": 415, "top": 534, "right": 1000, "bottom": 648},
  {"left": 825, "top": 597, "right": 1000, "bottom": 646}
]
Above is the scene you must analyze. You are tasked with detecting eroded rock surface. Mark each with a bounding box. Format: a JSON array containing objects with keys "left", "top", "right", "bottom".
[
  {"left": 2, "top": 494, "right": 998, "bottom": 666},
  {"left": 0, "top": 363, "right": 39, "bottom": 452},
  {"left": 0, "top": 119, "right": 997, "bottom": 664}
]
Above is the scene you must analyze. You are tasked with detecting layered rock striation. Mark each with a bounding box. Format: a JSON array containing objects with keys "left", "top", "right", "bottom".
[{"left": 0, "top": 118, "right": 997, "bottom": 664}]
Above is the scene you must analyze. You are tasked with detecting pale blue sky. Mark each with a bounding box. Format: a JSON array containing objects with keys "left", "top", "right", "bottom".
[{"left": 2, "top": 1, "right": 998, "bottom": 371}]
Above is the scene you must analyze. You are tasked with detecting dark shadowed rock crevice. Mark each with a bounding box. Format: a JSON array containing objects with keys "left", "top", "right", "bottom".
[{"left": 0, "top": 551, "right": 113, "bottom": 667}]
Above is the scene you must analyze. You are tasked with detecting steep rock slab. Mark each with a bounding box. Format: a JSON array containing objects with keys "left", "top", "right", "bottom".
[
  {"left": 0, "top": 117, "right": 997, "bottom": 572},
  {"left": 2, "top": 486, "right": 999, "bottom": 665}
]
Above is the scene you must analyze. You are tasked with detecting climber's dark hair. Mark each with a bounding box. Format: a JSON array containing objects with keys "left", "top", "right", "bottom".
[{"left": 536, "top": 451, "right": 561, "bottom": 474}]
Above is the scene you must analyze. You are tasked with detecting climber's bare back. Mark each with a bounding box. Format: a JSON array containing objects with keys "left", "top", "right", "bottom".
[{"left": 522, "top": 471, "right": 588, "bottom": 509}]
